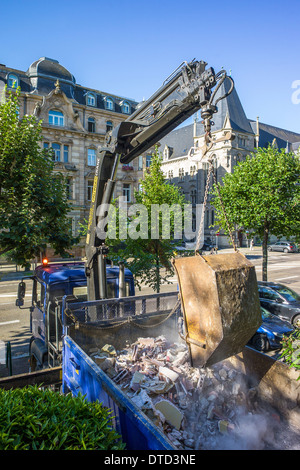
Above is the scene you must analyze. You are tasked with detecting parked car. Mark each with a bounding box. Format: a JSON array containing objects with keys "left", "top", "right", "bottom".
[
  {"left": 268, "top": 241, "right": 298, "bottom": 253},
  {"left": 248, "top": 306, "right": 294, "bottom": 352},
  {"left": 200, "top": 242, "right": 216, "bottom": 252},
  {"left": 258, "top": 281, "right": 300, "bottom": 328}
]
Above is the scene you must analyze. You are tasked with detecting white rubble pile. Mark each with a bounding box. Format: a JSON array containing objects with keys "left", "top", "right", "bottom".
[{"left": 89, "top": 336, "right": 300, "bottom": 450}]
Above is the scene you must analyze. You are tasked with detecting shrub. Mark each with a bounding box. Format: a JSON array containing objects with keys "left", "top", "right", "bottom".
[
  {"left": 280, "top": 328, "right": 300, "bottom": 380},
  {"left": 0, "top": 385, "right": 125, "bottom": 450}
]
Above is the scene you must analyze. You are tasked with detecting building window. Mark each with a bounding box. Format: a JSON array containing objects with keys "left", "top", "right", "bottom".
[
  {"left": 63, "top": 145, "right": 69, "bottom": 163},
  {"left": 88, "top": 148, "right": 96, "bottom": 166},
  {"left": 122, "top": 101, "right": 130, "bottom": 114},
  {"left": 138, "top": 155, "right": 143, "bottom": 170},
  {"left": 51, "top": 143, "right": 61, "bottom": 162},
  {"left": 105, "top": 97, "right": 114, "bottom": 111},
  {"left": 146, "top": 155, "right": 152, "bottom": 168},
  {"left": 87, "top": 93, "right": 96, "bottom": 106},
  {"left": 123, "top": 183, "right": 131, "bottom": 202},
  {"left": 66, "top": 178, "right": 74, "bottom": 200},
  {"left": 7, "top": 73, "right": 18, "bottom": 89},
  {"left": 106, "top": 121, "right": 113, "bottom": 132},
  {"left": 49, "top": 110, "right": 64, "bottom": 126},
  {"left": 238, "top": 136, "right": 246, "bottom": 147},
  {"left": 87, "top": 180, "right": 93, "bottom": 201},
  {"left": 168, "top": 170, "right": 173, "bottom": 181},
  {"left": 44, "top": 142, "right": 68, "bottom": 163},
  {"left": 191, "top": 188, "right": 197, "bottom": 205},
  {"left": 190, "top": 165, "right": 196, "bottom": 177},
  {"left": 88, "top": 117, "right": 96, "bottom": 133},
  {"left": 179, "top": 168, "right": 184, "bottom": 181}
]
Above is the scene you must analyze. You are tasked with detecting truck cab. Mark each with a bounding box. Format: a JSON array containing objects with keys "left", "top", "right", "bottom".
[{"left": 17, "top": 262, "right": 135, "bottom": 370}]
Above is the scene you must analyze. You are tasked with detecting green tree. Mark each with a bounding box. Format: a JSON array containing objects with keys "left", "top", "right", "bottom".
[
  {"left": 0, "top": 88, "right": 78, "bottom": 266},
  {"left": 212, "top": 146, "right": 300, "bottom": 281},
  {"left": 107, "top": 148, "right": 187, "bottom": 292}
]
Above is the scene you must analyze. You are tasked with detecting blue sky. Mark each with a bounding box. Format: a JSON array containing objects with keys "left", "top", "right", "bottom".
[{"left": 1, "top": 0, "right": 299, "bottom": 133}]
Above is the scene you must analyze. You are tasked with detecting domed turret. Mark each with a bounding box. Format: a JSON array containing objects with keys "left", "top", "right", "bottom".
[{"left": 26, "top": 57, "right": 76, "bottom": 98}]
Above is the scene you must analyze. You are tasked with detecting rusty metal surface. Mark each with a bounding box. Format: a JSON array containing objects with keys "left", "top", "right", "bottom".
[
  {"left": 173, "top": 252, "right": 262, "bottom": 367},
  {"left": 226, "top": 347, "right": 300, "bottom": 428},
  {"left": 0, "top": 366, "right": 62, "bottom": 390}
]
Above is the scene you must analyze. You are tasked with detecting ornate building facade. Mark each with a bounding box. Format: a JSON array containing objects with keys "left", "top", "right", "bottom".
[
  {"left": 158, "top": 78, "right": 300, "bottom": 248},
  {"left": 0, "top": 57, "right": 152, "bottom": 255}
]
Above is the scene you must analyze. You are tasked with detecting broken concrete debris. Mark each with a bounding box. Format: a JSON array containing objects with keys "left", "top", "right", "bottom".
[{"left": 89, "top": 336, "right": 299, "bottom": 450}]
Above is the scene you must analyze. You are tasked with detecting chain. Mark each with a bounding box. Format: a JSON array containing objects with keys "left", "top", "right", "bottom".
[
  {"left": 195, "top": 161, "right": 213, "bottom": 252},
  {"left": 195, "top": 155, "right": 238, "bottom": 254}
]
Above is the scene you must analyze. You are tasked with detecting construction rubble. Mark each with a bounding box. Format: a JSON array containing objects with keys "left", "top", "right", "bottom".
[{"left": 89, "top": 335, "right": 300, "bottom": 450}]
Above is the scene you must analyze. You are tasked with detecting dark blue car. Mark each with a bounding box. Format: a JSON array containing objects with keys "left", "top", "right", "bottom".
[{"left": 248, "top": 307, "right": 294, "bottom": 352}]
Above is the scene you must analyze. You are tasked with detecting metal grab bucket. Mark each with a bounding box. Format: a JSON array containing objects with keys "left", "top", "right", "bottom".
[{"left": 173, "top": 252, "right": 262, "bottom": 367}]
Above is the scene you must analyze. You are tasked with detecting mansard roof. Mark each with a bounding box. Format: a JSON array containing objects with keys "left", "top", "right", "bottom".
[
  {"left": 249, "top": 120, "right": 300, "bottom": 150},
  {"left": 0, "top": 57, "right": 137, "bottom": 113}
]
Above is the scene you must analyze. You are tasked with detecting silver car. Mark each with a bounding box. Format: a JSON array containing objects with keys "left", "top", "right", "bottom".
[{"left": 268, "top": 241, "right": 298, "bottom": 253}]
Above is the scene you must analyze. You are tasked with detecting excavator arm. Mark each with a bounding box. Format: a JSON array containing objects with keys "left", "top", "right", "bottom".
[{"left": 85, "top": 59, "right": 234, "bottom": 301}]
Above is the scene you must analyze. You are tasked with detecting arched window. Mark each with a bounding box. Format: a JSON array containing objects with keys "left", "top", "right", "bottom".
[
  {"left": 87, "top": 93, "right": 96, "bottom": 107},
  {"left": 49, "top": 110, "right": 64, "bottom": 126},
  {"left": 105, "top": 97, "right": 114, "bottom": 111},
  {"left": 8, "top": 73, "right": 19, "bottom": 89},
  {"left": 88, "top": 117, "right": 96, "bottom": 133}
]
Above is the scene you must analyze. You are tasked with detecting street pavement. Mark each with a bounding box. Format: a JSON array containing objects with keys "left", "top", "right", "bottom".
[{"left": 1, "top": 247, "right": 300, "bottom": 377}]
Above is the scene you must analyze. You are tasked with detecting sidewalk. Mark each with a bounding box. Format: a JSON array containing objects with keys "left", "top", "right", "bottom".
[
  {"left": 0, "top": 269, "right": 33, "bottom": 282},
  {"left": 218, "top": 245, "right": 262, "bottom": 256}
]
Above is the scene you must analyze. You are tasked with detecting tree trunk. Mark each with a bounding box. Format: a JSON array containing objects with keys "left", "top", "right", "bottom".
[
  {"left": 155, "top": 251, "right": 160, "bottom": 293},
  {"left": 262, "top": 222, "right": 269, "bottom": 282}
]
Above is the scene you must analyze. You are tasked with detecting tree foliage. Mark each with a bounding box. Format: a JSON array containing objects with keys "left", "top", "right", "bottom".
[
  {"left": 107, "top": 148, "right": 187, "bottom": 292},
  {"left": 212, "top": 146, "right": 300, "bottom": 280},
  {"left": 0, "top": 88, "right": 78, "bottom": 266}
]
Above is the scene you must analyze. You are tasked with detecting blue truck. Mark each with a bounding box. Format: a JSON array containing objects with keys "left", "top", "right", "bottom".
[{"left": 16, "top": 261, "right": 135, "bottom": 370}]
